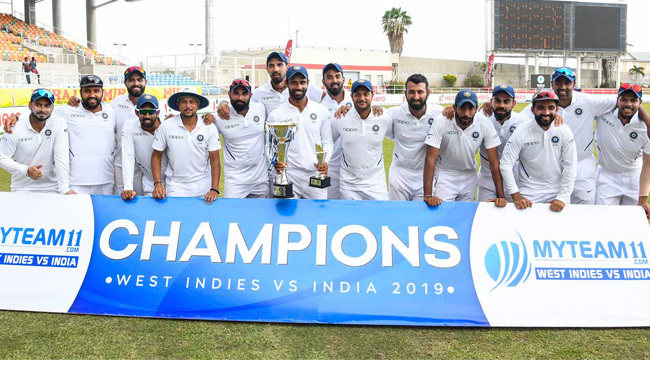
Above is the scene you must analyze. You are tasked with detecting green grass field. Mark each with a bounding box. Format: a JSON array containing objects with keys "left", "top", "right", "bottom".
[{"left": 1, "top": 103, "right": 649, "bottom": 359}]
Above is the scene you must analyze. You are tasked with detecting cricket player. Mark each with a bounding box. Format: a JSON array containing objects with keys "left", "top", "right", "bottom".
[
  {"left": 332, "top": 79, "right": 392, "bottom": 200},
  {"left": 594, "top": 83, "right": 650, "bottom": 207},
  {"left": 0, "top": 88, "right": 73, "bottom": 194},
  {"left": 152, "top": 88, "right": 221, "bottom": 204},
  {"left": 56, "top": 75, "right": 117, "bottom": 195},
  {"left": 500, "top": 90, "right": 578, "bottom": 212},
  {"left": 121, "top": 94, "right": 168, "bottom": 200},
  {"left": 320, "top": 62, "right": 353, "bottom": 200},
  {"left": 423, "top": 90, "right": 505, "bottom": 206},
  {"left": 213, "top": 78, "right": 269, "bottom": 198},
  {"left": 478, "top": 84, "right": 530, "bottom": 202},
  {"left": 269, "top": 65, "right": 332, "bottom": 199},
  {"left": 385, "top": 74, "right": 445, "bottom": 201}
]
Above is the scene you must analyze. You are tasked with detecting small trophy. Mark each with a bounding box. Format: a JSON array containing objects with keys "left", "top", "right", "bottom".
[
  {"left": 309, "top": 143, "right": 331, "bottom": 188},
  {"left": 267, "top": 122, "right": 297, "bottom": 198}
]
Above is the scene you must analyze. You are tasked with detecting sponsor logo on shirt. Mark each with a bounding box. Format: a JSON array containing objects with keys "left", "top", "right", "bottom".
[
  {"left": 603, "top": 118, "right": 615, "bottom": 127},
  {"left": 169, "top": 135, "right": 184, "bottom": 140},
  {"left": 224, "top": 124, "right": 240, "bottom": 129},
  {"left": 446, "top": 131, "right": 458, "bottom": 135},
  {"left": 117, "top": 104, "right": 129, "bottom": 109},
  {"left": 18, "top": 137, "right": 33, "bottom": 142},
  {"left": 343, "top": 128, "right": 358, "bottom": 132},
  {"left": 395, "top": 119, "right": 410, "bottom": 125},
  {"left": 524, "top": 141, "right": 540, "bottom": 146},
  {"left": 70, "top": 113, "right": 86, "bottom": 118},
  {"left": 278, "top": 118, "right": 294, "bottom": 124},
  {"left": 261, "top": 96, "right": 276, "bottom": 101},
  {"left": 551, "top": 136, "right": 560, "bottom": 144},
  {"left": 133, "top": 132, "right": 147, "bottom": 137}
]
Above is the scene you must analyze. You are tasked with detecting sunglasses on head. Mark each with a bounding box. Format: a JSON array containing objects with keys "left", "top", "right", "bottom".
[
  {"left": 553, "top": 68, "right": 576, "bottom": 77},
  {"left": 231, "top": 79, "right": 251, "bottom": 89},
  {"left": 32, "top": 89, "right": 55, "bottom": 102},
  {"left": 137, "top": 108, "right": 158, "bottom": 115},
  {"left": 535, "top": 91, "right": 558, "bottom": 99},
  {"left": 125, "top": 66, "right": 145, "bottom": 75},
  {"left": 620, "top": 83, "right": 642, "bottom": 93}
]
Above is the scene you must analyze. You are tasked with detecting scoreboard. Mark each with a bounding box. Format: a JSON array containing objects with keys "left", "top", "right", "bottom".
[{"left": 493, "top": 0, "right": 626, "bottom": 53}]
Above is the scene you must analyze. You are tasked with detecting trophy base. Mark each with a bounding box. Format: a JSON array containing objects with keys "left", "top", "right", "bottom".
[
  {"left": 309, "top": 176, "right": 331, "bottom": 189},
  {"left": 273, "top": 182, "right": 294, "bottom": 198}
]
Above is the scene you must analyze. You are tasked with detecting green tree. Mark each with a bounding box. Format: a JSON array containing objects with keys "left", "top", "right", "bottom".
[
  {"left": 629, "top": 65, "right": 645, "bottom": 83},
  {"left": 382, "top": 7, "right": 412, "bottom": 81},
  {"left": 443, "top": 74, "right": 457, "bottom": 87}
]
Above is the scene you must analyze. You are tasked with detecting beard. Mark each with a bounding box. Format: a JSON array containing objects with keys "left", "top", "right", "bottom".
[
  {"left": 30, "top": 111, "right": 50, "bottom": 122},
  {"left": 232, "top": 99, "right": 250, "bottom": 113},
  {"left": 456, "top": 114, "right": 474, "bottom": 127},
  {"left": 82, "top": 96, "right": 101, "bottom": 110},
  {"left": 494, "top": 108, "right": 512, "bottom": 122},
  {"left": 127, "top": 85, "right": 144, "bottom": 98},
  {"left": 289, "top": 88, "right": 306, "bottom": 101},
  {"left": 534, "top": 113, "right": 555, "bottom": 128},
  {"left": 407, "top": 96, "right": 428, "bottom": 110},
  {"left": 140, "top": 116, "right": 156, "bottom": 129},
  {"left": 326, "top": 83, "right": 342, "bottom": 96}
]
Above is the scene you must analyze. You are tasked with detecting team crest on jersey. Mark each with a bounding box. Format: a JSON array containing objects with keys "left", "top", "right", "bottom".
[
  {"left": 44, "top": 129, "right": 52, "bottom": 136},
  {"left": 372, "top": 125, "right": 380, "bottom": 132},
  {"left": 551, "top": 136, "right": 560, "bottom": 143},
  {"left": 575, "top": 108, "right": 583, "bottom": 116},
  {"left": 472, "top": 131, "right": 480, "bottom": 139},
  {"left": 102, "top": 112, "right": 108, "bottom": 119},
  {"left": 630, "top": 132, "right": 639, "bottom": 139},
  {"left": 509, "top": 126, "right": 517, "bottom": 133},
  {"left": 197, "top": 134, "right": 205, "bottom": 142},
  {"left": 310, "top": 113, "right": 317, "bottom": 120},
  {"left": 346, "top": 102, "right": 352, "bottom": 108},
  {"left": 428, "top": 118, "right": 434, "bottom": 125},
  {"left": 254, "top": 116, "right": 260, "bottom": 123}
]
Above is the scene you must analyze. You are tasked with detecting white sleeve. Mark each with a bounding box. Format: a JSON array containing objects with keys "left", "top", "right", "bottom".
[
  {"left": 589, "top": 94, "right": 618, "bottom": 117},
  {"left": 53, "top": 120, "right": 70, "bottom": 194},
  {"left": 307, "top": 84, "right": 324, "bottom": 102},
  {"left": 212, "top": 113, "right": 222, "bottom": 134},
  {"left": 557, "top": 128, "right": 578, "bottom": 204},
  {"left": 499, "top": 132, "right": 522, "bottom": 196},
  {"left": 424, "top": 116, "right": 445, "bottom": 148},
  {"left": 152, "top": 123, "right": 167, "bottom": 152},
  {"left": 207, "top": 124, "right": 221, "bottom": 152},
  {"left": 331, "top": 116, "right": 340, "bottom": 142},
  {"left": 482, "top": 120, "right": 501, "bottom": 150},
  {"left": 320, "top": 111, "right": 333, "bottom": 163},
  {"left": 121, "top": 124, "right": 136, "bottom": 191},
  {"left": 0, "top": 132, "right": 27, "bottom": 177},
  {"left": 384, "top": 107, "right": 396, "bottom": 140}
]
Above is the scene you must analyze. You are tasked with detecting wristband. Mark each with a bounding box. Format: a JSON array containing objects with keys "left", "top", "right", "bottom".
[
  {"left": 424, "top": 194, "right": 433, "bottom": 198},
  {"left": 210, "top": 188, "right": 220, "bottom": 194},
  {"left": 154, "top": 181, "right": 163, "bottom": 186}
]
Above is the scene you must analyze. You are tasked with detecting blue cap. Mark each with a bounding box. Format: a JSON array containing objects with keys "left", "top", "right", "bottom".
[
  {"left": 286, "top": 65, "right": 309, "bottom": 81},
  {"left": 551, "top": 67, "right": 576, "bottom": 82},
  {"left": 323, "top": 63, "right": 343, "bottom": 74},
  {"left": 136, "top": 94, "right": 159, "bottom": 109},
  {"left": 455, "top": 89, "right": 478, "bottom": 108},
  {"left": 266, "top": 51, "right": 289, "bottom": 65},
  {"left": 492, "top": 84, "right": 515, "bottom": 98},
  {"left": 30, "top": 88, "right": 55, "bottom": 104},
  {"left": 351, "top": 79, "right": 373, "bottom": 93},
  {"left": 618, "top": 83, "right": 643, "bottom": 99}
]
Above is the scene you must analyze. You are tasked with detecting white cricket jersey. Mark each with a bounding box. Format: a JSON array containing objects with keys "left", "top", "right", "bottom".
[
  {"left": 479, "top": 111, "right": 530, "bottom": 181},
  {"left": 0, "top": 114, "right": 70, "bottom": 193},
  {"left": 121, "top": 117, "right": 168, "bottom": 193},
  {"left": 332, "top": 108, "right": 392, "bottom": 190},
  {"left": 252, "top": 82, "right": 323, "bottom": 117},
  {"left": 152, "top": 116, "right": 221, "bottom": 184},
  {"left": 267, "top": 99, "right": 333, "bottom": 173},
  {"left": 425, "top": 113, "right": 501, "bottom": 172},
  {"left": 55, "top": 104, "right": 116, "bottom": 186},
  {"left": 111, "top": 94, "right": 137, "bottom": 167},
  {"left": 321, "top": 90, "right": 353, "bottom": 170},
  {"left": 521, "top": 92, "right": 616, "bottom": 160},
  {"left": 386, "top": 103, "right": 445, "bottom": 170},
  {"left": 595, "top": 109, "right": 650, "bottom": 173},
  {"left": 500, "top": 120, "right": 578, "bottom": 204},
  {"left": 214, "top": 101, "right": 268, "bottom": 186}
]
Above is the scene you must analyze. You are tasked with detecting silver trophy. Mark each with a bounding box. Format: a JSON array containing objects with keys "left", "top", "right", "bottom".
[
  {"left": 267, "top": 122, "right": 297, "bottom": 198},
  {"left": 309, "top": 143, "right": 331, "bottom": 188}
]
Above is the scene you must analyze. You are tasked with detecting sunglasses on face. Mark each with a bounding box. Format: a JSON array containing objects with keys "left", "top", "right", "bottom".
[
  {"left": 137, "top": 108, "right": 158, "bottom": 115},
  {"left": 620, "top": 83, "right": 643, "bottom": 93}
]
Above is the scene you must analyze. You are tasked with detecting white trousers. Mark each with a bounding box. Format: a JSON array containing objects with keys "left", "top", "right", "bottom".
[
  {"left": 388, "top": 164, "right": 424, "bottom": 201},
  {"left": 70, "top": 183, "right": 114, "bottom": 195},
  {"left": 167, "top": 176, "right": 212, "bottom": 198},
  {"left": 340, "top": 188, "right": 389, "bottom": 201},
  {"left": 224, "top": 182, "right": 270, "bottom": 199},
  {"left": 595, "top": 166, "right": 640, "bottom": 206},
  {"left": 571, "top": 156, "right": 597, "bottom": 204},
  {"left": 434, "top": 169, "right": 477, "bottom": 202}
]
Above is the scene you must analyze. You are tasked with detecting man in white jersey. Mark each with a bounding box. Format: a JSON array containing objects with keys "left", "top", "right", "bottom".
[
  {"left": 269, "top": 65, "right": 332, "bottom": 199},
  {"left": 500, "top": 90, "right": 577, "bottom": 212},
  {"left": 0, "top": 89, "right": 73, "bottom": 194},
  {"left": 332, "top": 79, "right": 392, "bottom": 200},
  {"left": 152, "top": 88, "right": 221, "bottom": 204},
  {"left": 594, "top": 83, "right": 650, "bottom": 207},
  {"left": 213, "top": 78, "right": 269, "bottom": 198},
  {"left": 423, "top": 90, "right": 505, "bottom": 206},
  {"left": 478, "top": 84, "right": 530, "bottom": 202},
  {"left": 121, "top": 94, "right": 168, "bottom": 200},
  {"left": 55, "top": 75, "right": 117, "bottom": 195},
  {"left": 385, "top": 74, "right": 444, "bottom": 201},
  {"left": 216, "top": 52, "right": 323, "bottom": 119},
  {"left": 320, "top": 63, "right": 352, "bottom": 200},
  {"left": 519, "top": 67, "right": 616, "bottom": 204}
]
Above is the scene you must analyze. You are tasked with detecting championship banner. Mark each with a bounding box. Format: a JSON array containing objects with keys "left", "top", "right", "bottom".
[{"left": 0, "top": 193, "right": 649, "bottom": 327}]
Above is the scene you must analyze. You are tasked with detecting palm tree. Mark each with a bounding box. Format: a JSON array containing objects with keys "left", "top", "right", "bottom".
[
  {"left": 629, "top": 65, "right": 645, "bottom": 83},
  {"left": 382, "top": 7, "right": 412, "bottom": 80}
]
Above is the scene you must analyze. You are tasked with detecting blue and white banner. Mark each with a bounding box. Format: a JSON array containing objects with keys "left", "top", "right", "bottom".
[{"left": 0, "top": 192, "right": 649, "bottom": 327}]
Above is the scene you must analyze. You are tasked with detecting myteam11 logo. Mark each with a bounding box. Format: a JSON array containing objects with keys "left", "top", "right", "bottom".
[{"left": 484, "top": 231, "right": 532, "bottom": 291}]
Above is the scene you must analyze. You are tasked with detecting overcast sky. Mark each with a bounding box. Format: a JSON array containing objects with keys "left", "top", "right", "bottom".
[{"left": 2, "top": 0, "right": 648, "bottom": 65}]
